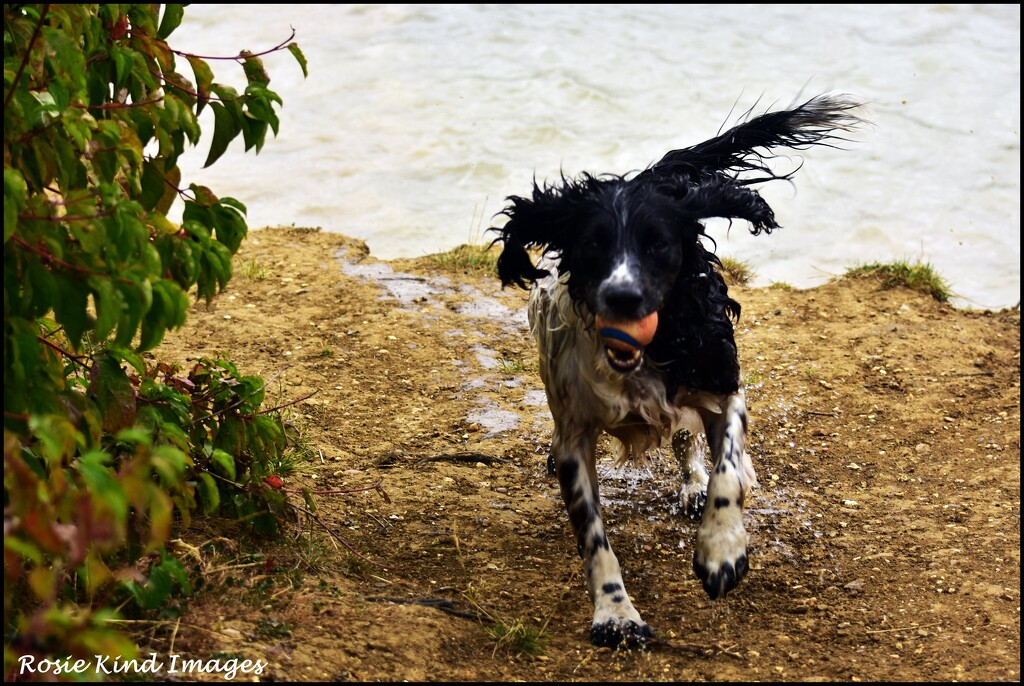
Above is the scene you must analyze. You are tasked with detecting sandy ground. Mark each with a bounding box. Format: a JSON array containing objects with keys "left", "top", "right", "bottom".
[{"left": 149, "top": 227, "right": 1019, "bottom": 682}]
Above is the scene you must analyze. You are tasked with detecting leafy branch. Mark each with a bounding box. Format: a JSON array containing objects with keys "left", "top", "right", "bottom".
[{"left": 3, "top": 4, "right": 313, "bottom": 679}]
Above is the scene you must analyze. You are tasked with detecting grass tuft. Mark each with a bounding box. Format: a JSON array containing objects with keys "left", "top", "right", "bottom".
[
  {"left": 484, "top": 616, "right": 548, "bottom": 656},
  {"left": 719, "top": 257, "right": 754, "bottom": 285},
  {"left": 240, "top": 257, "right": 268, "bottom": 280},
  {"left": 428, "top": 242, "right": 501, "bottom": 274},
  {"left": 845, "top": 260, "right": 952, "bottom": 302}
]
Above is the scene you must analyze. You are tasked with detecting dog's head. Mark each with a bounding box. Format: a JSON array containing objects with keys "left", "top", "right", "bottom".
[
  {"left": 495, "top": 172, "right": 776, "bottom": 311},
  {"left": 492, "top": 172, "right": 776, "bottom": 372}
]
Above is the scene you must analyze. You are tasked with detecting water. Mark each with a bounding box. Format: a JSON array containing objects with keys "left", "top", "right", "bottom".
[{"left": 171, "top": 4, "right": 1020, "bottom": 310}]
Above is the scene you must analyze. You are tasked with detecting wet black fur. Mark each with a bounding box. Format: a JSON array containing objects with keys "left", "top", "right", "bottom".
[{"left": 492, "top": 94, "right": 862, "bottom": 396}]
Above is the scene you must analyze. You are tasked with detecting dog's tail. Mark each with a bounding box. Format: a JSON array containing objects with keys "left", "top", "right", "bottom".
[{"left": 647, "top": 93, "right": 864, "bottom": 183}]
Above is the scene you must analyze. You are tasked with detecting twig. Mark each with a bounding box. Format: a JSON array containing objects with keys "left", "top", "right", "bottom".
[
  {"left": 204, "top": 561, "right": 265, "bottom": 575},
  {"left": 364, "top": 511, "right": 391, "bottom": 533},
  {"left": 362, "top": 596, "right": 485, "bottom": 621},
  {"left": 36, "top": 335, "right": 91, "bottom": 368},
  {"left": 280, "top": 482, "right": 388, "bottom": 499},
  {"left": 657, "top": 638, "right": 746, "bottom": 660},
  {"left": 169, "top": 28, "right": 297, "bottom": 62},
  {"left": 866, "top": 621, "right": 942, "bottom": 634},
  {"left": 287, "top": 500, "right": 383, "bottom": 568},
  {"left": 257, "top": 389, "right": 319, "bottom": 415},
  {"left": 80, "top": 97, "right": 163, "bottom": 111},
  {"left": 416, "top": 451, "right": 510, "bottom": 466},
  {"left": 106, "top": 619, "right": 239, "bottom": 641},
  {"left": 168, "top": 617, "right": 181, "bottom": 656},
  {"left": 13, "top": 234, "right": 126, "bottom": 282}
]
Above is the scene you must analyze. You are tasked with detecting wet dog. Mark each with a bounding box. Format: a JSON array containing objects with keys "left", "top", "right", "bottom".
[{"left": 491, "top": 94, "right": 863, "bottom": 647}]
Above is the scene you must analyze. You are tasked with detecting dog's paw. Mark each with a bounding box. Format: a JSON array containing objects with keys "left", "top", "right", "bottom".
[
  {"left": 692, "top": 515, "right": 749, "bottom": 599},
  {"left": 678, "top": 484, "right": 707, "bottom": 519},
  {"left": 693, "top": 549, "right": 749, "bottom": 599},
  {"left": 590, "top": 586, "right": 652, "bottom": 648},
  {"left": 590, "top": 617, "right": 654, "bottom": 649}
]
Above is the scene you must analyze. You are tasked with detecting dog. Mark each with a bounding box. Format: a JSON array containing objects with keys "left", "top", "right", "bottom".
[{"left": 491, "top": 94, "right": 863, "bottom": 648}]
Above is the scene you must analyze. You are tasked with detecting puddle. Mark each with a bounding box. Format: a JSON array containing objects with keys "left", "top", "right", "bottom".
[
  {"left": 337, "top": 252, "right": 536, "bottom": 439},
  {"left": 471, "top": 345, "right": 501, "bottom": 370},
  {"left": 523, "top": 390, "right": 548, "bottom": 406},
  {"left": 467, "top": 406, "right": 521, "bottom": 438},
  {"left": 339, "top": 258, "right": 449, "bottom": 308}
]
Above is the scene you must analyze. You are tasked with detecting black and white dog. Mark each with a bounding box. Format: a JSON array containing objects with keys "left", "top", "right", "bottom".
[{"left": 492, "top": 94, "right": 863, "bottom": 647}]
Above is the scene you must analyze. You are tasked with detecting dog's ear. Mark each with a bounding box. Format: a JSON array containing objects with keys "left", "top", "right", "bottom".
[
  {"left": 491, "top": 179, "right": 581, "bottom": 289},
  {"left": 491, "top": 191, "right": 551, "bottom": 289},
  {"left": 664, "top": 177, "right": 781, "bottom": 236},
  {"left": 649, "top": 93, "right": 864, "bottom": 182},
  {"left": 493, "top": 233, "right": 549, "bottom": 290}
]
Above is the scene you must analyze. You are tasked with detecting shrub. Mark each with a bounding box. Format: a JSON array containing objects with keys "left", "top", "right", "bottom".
[{"left": 4, "top": 4, "right": 306, "bottom": 678}]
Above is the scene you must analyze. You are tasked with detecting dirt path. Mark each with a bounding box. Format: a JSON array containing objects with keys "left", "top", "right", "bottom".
[{"left": 155, "top": 227, "right": 1020, "bottom": 682}]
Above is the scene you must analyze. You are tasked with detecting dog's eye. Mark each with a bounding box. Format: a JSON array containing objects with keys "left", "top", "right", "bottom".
[
  {"left": 648, "top": 241, "right": 670, "bottom": 255},
  {"left": 582, "top": 236, "right": 606, "bottom": 253}
]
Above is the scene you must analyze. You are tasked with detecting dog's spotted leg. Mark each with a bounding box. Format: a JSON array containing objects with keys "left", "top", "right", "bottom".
[
  {"left": 693, "top": 390, "right": 756, "bottom": 599},
  {"left": 672, "top": 429, "right": 708, "bottom": 519},
  {"left": 555, "top": 430, "right": 653, "bottom": 648}
]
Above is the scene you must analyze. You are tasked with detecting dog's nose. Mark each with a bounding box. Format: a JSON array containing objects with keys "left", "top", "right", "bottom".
[{"left": 601, "top": 284, "right": 645, "bottom": 318}]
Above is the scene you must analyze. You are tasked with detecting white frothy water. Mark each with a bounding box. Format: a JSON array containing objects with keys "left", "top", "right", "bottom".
[{"left": 171, "top": 4, "right": 1019, "bottom": 310}]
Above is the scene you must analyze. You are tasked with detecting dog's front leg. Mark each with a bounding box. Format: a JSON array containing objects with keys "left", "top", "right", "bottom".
[
  {"left": 693, "top": 390, "right": 756, "bottom": 599},
  {"left": 554, "top": 428, "right": 653, "bottom": 647}
]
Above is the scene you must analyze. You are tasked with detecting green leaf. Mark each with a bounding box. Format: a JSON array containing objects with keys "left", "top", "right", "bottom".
[
  {"left": 197, "top": 472, "right": 220, "bottom": 514},
  {"left": 25, "top": 257, "right": 58, "bottom": 319},
  {"left": 301, "top": 487, "right": 317, "bottom": 514},
  {"left": 287, "top": 42, "right": 309, "bottom": 78},
  {"left": 240, "top": 51, "right": 270, "bottom": 86},
  {"left": 212, "top": 201, "right": 248, "bottom": 253},
  {"left": 5, "top": 536, "right": 44, "bottom": 565},
  {"left": 90, "top": 276, "right": 123, "bottom": 341},
  {"left": 186, "top": 55, "right": 214, "bottom": 116},
  {"left": 139, "top": 279, "right": 175, "bottom": 351},
  {"left": 141, "top": 159, "right": 169, "bottom": 211},
  {"left": 77, "top": 450, "right": 129, "bottom": 525},
  {"left": 215, "top": 415, "right": 245, "bottom": 457},
  {"left": 108, "top": 344, "right": 147, "bottom": 375},
  {"left": 151, "top": 444, "right": 190, "bottom": 485},
  {"left": 161, "top": 553, "right": 192, "bottom": 595},
  {"left": 114, "top": 426, "right": 153, "bottom": 447},
  {"left": 88, "top": 353, "right": 138, "bottom": 432},
  {"left": 111, "top": 45, "right": 132, "bottom": 86},
  {"left": 52, "top": 272, "right": 91, "bottom": 347},
  {"left": 157, "top": 4, "right": 185, "bottom": 39},
  {"left": 204, "top": 102, "right": 239, "bottom": 168},
  {"left": 113, "top": 279, "right": 145, "bottom": 347},
  {"left": 210, "top": 448, "right": 237, "bottom": 481},
  {"left": 4, "top": 169, "right": 28, "bottom": 242}
]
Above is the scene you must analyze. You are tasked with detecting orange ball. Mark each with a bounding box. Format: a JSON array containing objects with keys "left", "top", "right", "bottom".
[{"left": 596, "top": 311, "right": 659, "bottom": 350}]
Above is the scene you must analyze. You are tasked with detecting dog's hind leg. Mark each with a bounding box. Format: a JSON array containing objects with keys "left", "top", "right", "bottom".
[
  {"left": 692, "top": 390, "right": 757, "bottom": 599},
  {"left": 554, "top": 427, "right": 653, "bottom": 648},
  {"left": 672, "top": 429, "right": 709, "bottom": 519}
]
